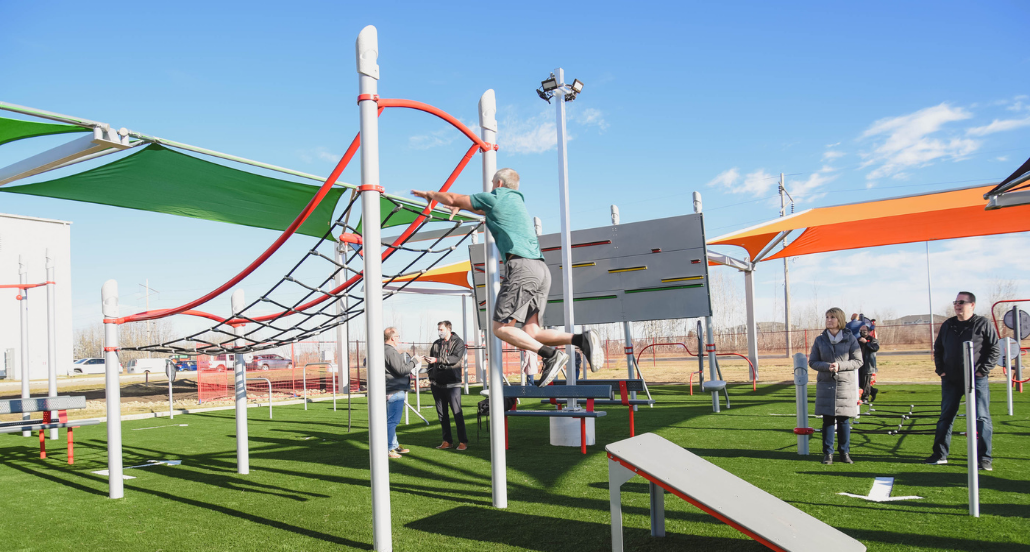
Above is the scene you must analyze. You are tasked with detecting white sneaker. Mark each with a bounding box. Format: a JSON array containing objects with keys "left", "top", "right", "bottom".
[{"left": 582, "top": 329, "right": 605, "bottom": 372}]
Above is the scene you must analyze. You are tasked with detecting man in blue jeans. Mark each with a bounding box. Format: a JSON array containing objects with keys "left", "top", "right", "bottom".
[
  {"left": 384, "top": 327, "right": 421, "bottom": 459},
  {"left": 925, "top": 291, "right": 999, "bottom": 470}
]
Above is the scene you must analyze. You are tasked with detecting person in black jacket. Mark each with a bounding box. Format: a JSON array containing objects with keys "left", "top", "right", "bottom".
[
  {"left": 925, "top": 292, "right": 999, "bottom": 470},
  {"left": 426, "top": 321, "right": 468, "bottom": 450},
  {"left": 384, "top": 327, "right": 421, "bottom": 459},
  {"left": 857, "top": 326, "right": 880, "bottom": 403}
]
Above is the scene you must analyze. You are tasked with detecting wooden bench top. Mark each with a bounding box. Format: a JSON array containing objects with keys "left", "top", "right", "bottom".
[
  {"left": 607, "top": 433, "right": 866, "bottom": 552},
  {"left": 0, "top": 396, "right": 87, "bottom": 415}
]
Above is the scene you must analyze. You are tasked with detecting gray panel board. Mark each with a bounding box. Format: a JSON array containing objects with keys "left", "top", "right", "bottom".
[
  {"left": 0, "top": 395, "right": 86, "bottom": 414},
  {"left": 608, "top": 433, "right": 867, "bottom": 552},
  {"left": 469, "top": 214, "right": 711, "bottom": 330}
]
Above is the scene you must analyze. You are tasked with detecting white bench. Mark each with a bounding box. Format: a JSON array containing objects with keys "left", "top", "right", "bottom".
[
  {"left": 0, "top": 396, "right": 100, "bottom": 464},
  {"left": 607, "top": 433, "right": 866, "bottom": 552}
]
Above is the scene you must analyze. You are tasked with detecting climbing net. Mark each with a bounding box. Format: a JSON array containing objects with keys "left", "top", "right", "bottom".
[{"left": 114, "top": 97, "right": 491, "bottom": 355}]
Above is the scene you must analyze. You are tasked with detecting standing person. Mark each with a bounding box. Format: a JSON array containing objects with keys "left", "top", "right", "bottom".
[
  {"left": 809, "top": 307, "right": 863, "bottom": 465},
  {"left": 867, "top": 318, "right": 878, "bottom": 374},
  {"left": 426, "top": 321, "right": 469, "bottom": 451},
  {"left": 857, "top": 326, "right": 880, "bottom": 403},
  {"left": 845, "top": 313, "right": 863, "bottom": 335},
  {"left": 384, "top": 327, "right": 421, "bottom": 459},
  {"left": 925, "top": 292, "right": 999, "bottom": 470},
  {"left": 412, "top": 168, "right": 605, "bottom": 387}
]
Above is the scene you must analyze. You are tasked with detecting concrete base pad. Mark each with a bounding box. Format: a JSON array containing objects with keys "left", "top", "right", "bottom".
[{"left": 550, "top": 414, "right": 595, "bottom": 447}]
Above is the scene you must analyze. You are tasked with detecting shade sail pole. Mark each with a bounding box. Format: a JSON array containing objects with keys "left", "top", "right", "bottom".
[{"left": 926, "top": 242, "right": 935, "bottom": 356}]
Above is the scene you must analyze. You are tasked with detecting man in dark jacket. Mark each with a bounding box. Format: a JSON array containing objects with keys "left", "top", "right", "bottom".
[
  {"left": 857, "top": 326, "right": 880, "bottom": 403},
  {"left": 925, "top": 291, "right": 999, "bottom": 470},
  {"left": 426, "top": 321, "right": 468, "bottom": 450},
  {"left": 385, "top": 327, "right": 421, "bottom": 459}
]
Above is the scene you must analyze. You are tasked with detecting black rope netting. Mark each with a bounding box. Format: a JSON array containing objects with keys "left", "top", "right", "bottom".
[{"left": 124, "top": 192, "right": 483, "bottom": 355}]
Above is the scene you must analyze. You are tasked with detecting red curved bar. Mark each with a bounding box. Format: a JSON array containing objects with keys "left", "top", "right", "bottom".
[
  {"left": 0, "top": 283, "right": 50, "bottom": 290},
  {"left": 377, "top": 98, "right": 490, "bottom": 150}
]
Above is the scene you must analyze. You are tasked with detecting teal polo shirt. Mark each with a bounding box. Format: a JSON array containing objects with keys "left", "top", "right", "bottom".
[{"left": 469, "top": 188, "right": 543, "bottom": 260}]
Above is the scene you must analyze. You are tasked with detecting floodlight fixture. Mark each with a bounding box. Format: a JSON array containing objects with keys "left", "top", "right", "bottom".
[
  {"left": 541, "top": 74, "right": 558, "bottom": 91},
  {"left": 536, "top": 88, "right": 552, "bottom": 104},
  {"left": 571, "top": 79, "right": 584, "bottom": 94}
]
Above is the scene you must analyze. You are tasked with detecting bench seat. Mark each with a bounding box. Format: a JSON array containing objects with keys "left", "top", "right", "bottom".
[
  {"left": 0, "top": 395, "right": 92, "bottom": 464},
  {"left": 548, "top": 379, "right": 652, "bottom": 436},
  {"left": 0, "top": 419, "right": 101, "bottom": 433}
]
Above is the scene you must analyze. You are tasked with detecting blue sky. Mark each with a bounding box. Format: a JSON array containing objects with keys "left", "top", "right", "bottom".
[{"left": 1, "top": 1, "right": 1029, "bottom": 343}]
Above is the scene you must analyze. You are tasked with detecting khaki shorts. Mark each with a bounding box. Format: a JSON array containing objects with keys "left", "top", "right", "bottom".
[{"left": 493, "top": 257, "right": 550, "bottom": 324}]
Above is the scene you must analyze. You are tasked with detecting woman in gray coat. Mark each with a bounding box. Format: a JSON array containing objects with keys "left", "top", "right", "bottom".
[{"left": 809, "top": 307, "right": 863, "bottom": 465}]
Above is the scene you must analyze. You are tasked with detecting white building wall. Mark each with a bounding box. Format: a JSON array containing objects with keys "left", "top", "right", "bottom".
[{"left": 0, "top": 213, "right": 73, "bottom": 381}]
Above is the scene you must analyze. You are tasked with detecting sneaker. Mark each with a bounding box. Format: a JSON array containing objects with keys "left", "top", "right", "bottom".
[
  {"left": 393, "top": 447, "right": 410, "bottom": 454},
  {"left": 537, "top": 350, "right": 569, "bottom": 387},
  {"left": 923, "top": 455, "right": 947, "bottom": 465},
  {"left": 979, "top": 459, "right": 993, "bottom": 471},
  {"left": 822, "top": 454, "right": 833, "bottom": 465},
  {"left": 388, "top": 451, "right": 402, "bottom": 459},
  {"left": 841, "top": 453, "right": 854, "bottom": 464},
  {"left": 434, "top": 442, "right": 452, "bottom": 450},
  {"left": 581, "top": 330, "right": 605, "bottom": 372}
]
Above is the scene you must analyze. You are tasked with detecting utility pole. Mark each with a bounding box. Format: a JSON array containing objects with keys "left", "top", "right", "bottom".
[
  {"left": 140, "top": 280, "right": 159, "bottom": 358},
  {"left": 780, "top": 173, "right": 792, "bottom": 358}
]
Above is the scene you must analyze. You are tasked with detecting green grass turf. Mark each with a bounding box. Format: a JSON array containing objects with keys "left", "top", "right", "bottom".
[{"left": 1, "top": 383, "right": 1028, "bottom": 551}]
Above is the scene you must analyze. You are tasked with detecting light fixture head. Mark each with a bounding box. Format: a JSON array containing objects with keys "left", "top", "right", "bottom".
[
  {"left": 571, "top": 79, "right": 584, "bottom": 94},
  {"left": 536, "top": 88, "right": 552, "bottom": 104},
  {"left": 540, "top": 75, "right": 558, "bottom": 91}
]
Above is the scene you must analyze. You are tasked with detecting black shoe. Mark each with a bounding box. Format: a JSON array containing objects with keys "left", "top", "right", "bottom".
[
  {"left": 923, "top": 455, "right": 947, "bottom": 465},
  {"left": 580, "top": 330, "right": 605, "bottom": 372},
  {"left": 822, "top": 454, "right": 833, "bottom": 465},
  {"left": 841, "top": 453, "right": 854, "bottom": 464},
  {"left": 979, "top": 459, "right": 993, "bottom": 471},
  {"left": 537, "top": 350, "right": 569, "bottom": 387}
]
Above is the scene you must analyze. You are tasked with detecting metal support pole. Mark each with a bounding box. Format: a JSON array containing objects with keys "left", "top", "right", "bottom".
[
  {"left": 963, "top": 340, "right": 979, "bottom": 517},
  {"left": 611, "top": 205, "right": 637, "bottom": 408},
  {"left": 926, "top": 242, "right": 935, "bottom": 355},
  {"left": 743, "top": 268, "right": 759, "bottom": 381},
  {"left": 480, "top": 88, "right": 507, "bottom": 509},
  {"left": 705, "top": 316, "right": 719, "bottom": 413},
  {"left": 793, "top": 353, "right": 809, "bottom": 455},
  {"left": 780, "top": 173, "right": 791, "bottom": 358},
  {"left": 554, "top": 68, "right": 578, "bottom": 408},
  {"left": 335, "top": 241, "right": 349, "bottom": 416},
  {"left": 1013, "top": 305, "right": 1023, "bottom": 382},
  {"left": 357, "top": 25, "right": 392, "bottom": 551},
  {"left": 232, "top": 290, "right": 249, "bottom": 474},
  {"left": 101, "top": 280, "right": 123, "bottom": 498},
  {"left": 168, "top": 363, "right": 174, "bottom": 420},
  {"left": 1004, "top": 337, "right": 1014, "bottom": 416},
  {"left": 45, "top": 251, "right": 57, "bottom": 440},
  {"left": 462, "top": 293, "right": 469, "bottom": 395},
  {"left": 18, "top": 256, "right": 30, "bottom": 436}
]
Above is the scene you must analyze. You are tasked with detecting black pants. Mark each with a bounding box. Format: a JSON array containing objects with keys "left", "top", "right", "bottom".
[
  {"left": 432, "top": 385, "right": 468, "bottom": 444},
  {"left": 859, "top": 370, "right": 872, "bottom": 401}
]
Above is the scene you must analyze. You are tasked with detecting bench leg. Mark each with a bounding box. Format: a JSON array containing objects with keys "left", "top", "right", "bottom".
[
  {"left": 39, "top": 428, "right": 46, "bottom": 459},
  {"left": 609, "top": 458, "right": 636, "bottom": 552},
  {"left": 67, "top": 427, "right": 74, "bottom": 465},
  {"left": 581, "top": 418, "right": 587, "bottom": 455},
  {"left": 629, "top": 409, "right": 635, "bottom": 437},
  {"left": 649, "top": 481, "right": 665, "bottom": 537}
]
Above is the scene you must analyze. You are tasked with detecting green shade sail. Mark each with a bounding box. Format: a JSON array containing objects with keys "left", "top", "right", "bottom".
[
  {"left": 0, "top": 116, "right": 90, "bottom": 146},
  {"left": 356, "top": 195, "right": 478, "bottom": 234},
  {"left": 0, "top": 144, "right": 344, "bottom": 239}
]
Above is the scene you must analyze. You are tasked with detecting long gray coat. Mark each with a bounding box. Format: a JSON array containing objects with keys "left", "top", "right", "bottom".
[{"left": 809, "top": 329, "right": 863, "bottom": 418}]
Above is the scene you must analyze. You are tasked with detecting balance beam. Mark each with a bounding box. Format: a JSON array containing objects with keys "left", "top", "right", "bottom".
[{"left": 606, "top": 433, "right": 865, "bottom": 552}]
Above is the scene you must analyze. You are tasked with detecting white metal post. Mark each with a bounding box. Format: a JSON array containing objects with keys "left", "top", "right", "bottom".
[
  {"left": 470, "top": 232, "right": 486, "bottom": 388},
  {"left": 780, "top": 173, "right": 792, "bottom": 358},
  {"left": 611, "top": 205, "right": 637, "bottom": 408},
  {"left": 963, "top": 340, "right": 979, "bottom": 517},
  {"left": 743, "top": 268, "right": 759, "bottom": 381},
  {"left": 357, "top": 25, "right": 393, "bottom": 551},
  {"left": 232, "top": 290, "right": 249, "bottom": 474},
  {"left": 1004, "top": 337, "right": 1014, "bottom": 416},
  {"left": 462, "top": 293, "right": 469, "bottom": 395},
  {"left": 480, "top": 88, "right": 507, "bottom": 509},
  {"left": 705, "top": 316, "right": 720, "bottom": 412},
  {"left": 926, "top": 242, "right": 935, "bottom": 354},
  {"left": 101, "top": 280, "right": 123, "bottom": 499},
  {"left": 45, "top": 251, "right": 58, "bottom": 439},
  {"left": 554, "top": 68, "right": 577, "bottom": 405},
  {"left": 1014, "top": 305, "right": 1024, "bottom": 381},
  {"left": 335, "top": 241, "right": 349, "bottom": 415},
  {"left": 18, "top": 256, "right": 30, "bottom": 436},
  {"left": 793, "top": 353, "right": 809, "bottom": 455}
]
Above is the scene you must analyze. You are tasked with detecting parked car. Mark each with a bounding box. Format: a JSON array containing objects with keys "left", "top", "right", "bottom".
[
  {"left": 249, "top": 354, "right": 292, "bottom": 371},
  {"left": 197, "top": 354, "right": 238, "bottom": 371},
  {"left": 126, "top": 358, "right": 177, "bottom": 377},
  {"left": 71, "top": 357, "right": 123, "bottom": 375}
]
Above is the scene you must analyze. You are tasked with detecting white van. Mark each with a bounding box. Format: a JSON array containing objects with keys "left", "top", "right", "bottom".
[{"left": 126, "top": 358, "right": 176, "bottom": 377}]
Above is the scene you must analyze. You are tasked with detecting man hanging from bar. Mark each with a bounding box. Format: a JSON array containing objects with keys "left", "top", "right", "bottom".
[{"left": 413, "top": 168, "right": 604, "bottom": 386}]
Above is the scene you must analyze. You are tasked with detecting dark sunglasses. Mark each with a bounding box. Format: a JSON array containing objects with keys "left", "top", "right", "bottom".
[{"left": 952, "top": 300, "right": 972, "bottom": 306}]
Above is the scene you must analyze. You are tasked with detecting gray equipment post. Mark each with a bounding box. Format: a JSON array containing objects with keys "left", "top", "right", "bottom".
[
  {"left": 101, "top": 280, "right": 123, "bottom": 498},
  {"left": 18, "top": 256, "right": 30, "bottom": 436},
  {"left": 335, "top": 241, "right": 350, "bottom": 425},
  {"left": 1013, "top": 305, "right": 1023, "bottom": 381},
  {"left": 479, "top": 89, "right": 507, "bottom": 509},
  {"left": 793, "top": 352, "right": 809, "bottom": 455},
  {"left": 1005, "top": 337, "right": 1014, "bottom": 416},
  {"left": 611, "top": 205, "right": 638, "bottom": 411},
  {"left": 357, "top": 25, "right": 392, "bottom": 551},
  {"left": 45, "top": 251, "right": 58, "bottom": 439},
  {"left": 167, "top": 360, "right": 174, "bottom": 420},
  {"left": 462, "top": 293, "right": 469, "bottom": 395},
  {"left": 232, "top": 290, "right": 249, "bottom": 474},
  {"left": 963, "top": 340, "right": 979, "bottom": 517}
]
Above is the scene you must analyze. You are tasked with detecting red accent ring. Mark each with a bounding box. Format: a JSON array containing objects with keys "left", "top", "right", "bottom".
[
  {"left": 357, "top": 94, "right": 380, "bottom": 104},
  {"left": 15, "top": 294, "right": 23, "bottom": 300},
  {"left": 339, "top": 233, "right": 364, "bottom": 245},
  {"left": 705, "top": 344, "right": 716, "bottom": 352},
  {"left": 624, "top": 347, "right": 633, "bottom": 355},
  {"left": 102, "top": 318, "right": 120, "bottom": 324},
  {"left": 103, "top": 346, "right": 119, "bottom": 352},
  {"left": 793, "top": 427, "right": 815, "bottom": 435},
  {"left": 481, "top": 142, "right": 499, "bottom": 152},
  {"left": 358, "top": 184, "right": 385, "bottom": 194}
]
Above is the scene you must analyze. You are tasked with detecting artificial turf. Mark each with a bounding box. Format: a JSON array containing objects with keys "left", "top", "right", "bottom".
[{"left": 1, "top": 383, "right": 1027, "bottom": 551}]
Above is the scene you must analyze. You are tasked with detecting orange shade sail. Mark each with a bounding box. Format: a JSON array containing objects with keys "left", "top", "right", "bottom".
[
  {"left": 389, "top": 260, "right": 472, "bottom": 289},
  {"left": 707, "top": 184, "right": 1030, "bottom": 261}
]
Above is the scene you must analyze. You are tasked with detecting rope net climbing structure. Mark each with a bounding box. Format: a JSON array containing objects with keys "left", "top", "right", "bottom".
[{"left": 111, "top": 98, "right": 491, "bottom": 356}]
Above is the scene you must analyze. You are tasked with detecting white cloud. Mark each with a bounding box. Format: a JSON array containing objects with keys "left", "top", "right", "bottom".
[
  {"left": 570, "top": 107, "right": 609, "bottom": 130},
  {"left": 706, "top": 168, "right": 740, "bottom": 188},
  {"left": 297, "top": 147, "right": 341, "bottom": 164},
  {"left": 742, "top": 169, "right": 778, "bottom": 195},
  {"left": 966, "top": 116, "right": 1030, "bottom": 136},
  {"left": 501, "top": 111, "right": 557, "bottom": 154},
  {"left": 859, "top": 103, "right": 979, "bottom": 180},
  {"left": 1006, "top": 95, "right": 1029, "bottom": 112},
  {"left": 788, "top": 169, "right": 838, "bottom": 202},
  {"left": 822, "top": 150, "right": 845, "bottom": 161},
  {"left": 997, "top": 156, "right": 1009, "bottom": 162},
  {"left": 409, "top": 129, "right": 458, "bottom": 150}
]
